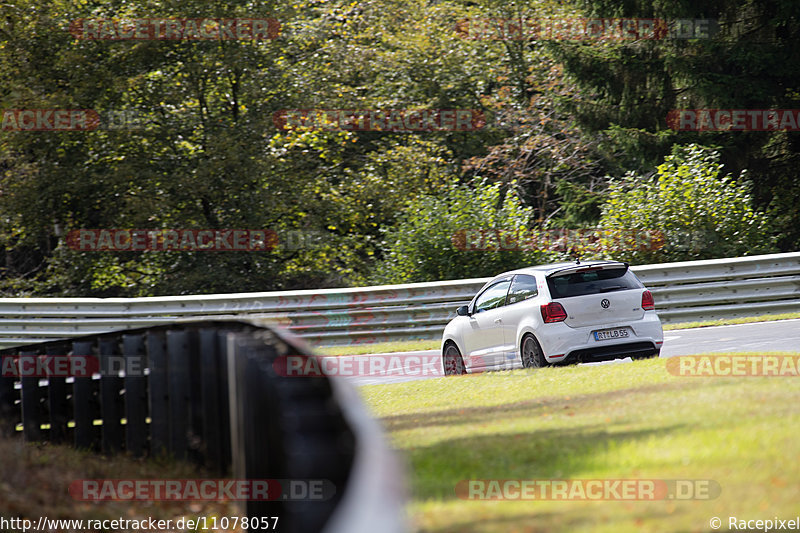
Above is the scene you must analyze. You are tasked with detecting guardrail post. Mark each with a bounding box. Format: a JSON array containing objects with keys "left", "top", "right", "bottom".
[
  {"left": 186, "top": 329, "right": 204, "bottom": 463},
  {"left": 123, "top": 333, "right": 148, "bottom": 457},
  {"left": 166, "top": 330, "right": 190, "bottom": 460},
  {"left": 46, "top": 342, "right": 70, "bottom": 444},
  {"left": 147, "top": 330, "right": 169, "bottom": 456},
  {"left": 99, "top": 337, "right": 124, "bottom": 454},
  {"left": 0, "top": 354, "right": 17, "bottom": 436},
  {"left": 199, "top": 328, "right": 228, "bottom": 474},
  {"left": 72, "top": 339, "right": 98, "bottom": 450},
  {"left": 20, "top": 348, "right": 44, "bottom": 441}
]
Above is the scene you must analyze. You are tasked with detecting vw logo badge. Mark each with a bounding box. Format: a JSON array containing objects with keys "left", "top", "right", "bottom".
[{"left": 601, "top": 299, "right": 610, "bottom": 309}]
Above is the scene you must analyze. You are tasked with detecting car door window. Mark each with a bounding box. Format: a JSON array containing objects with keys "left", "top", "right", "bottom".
[
  {"left": 473, "top": 281, "right": 511, "bottom": 313},
  {"left": 507, "top": 274, "right": 538, "bottom": 305}
]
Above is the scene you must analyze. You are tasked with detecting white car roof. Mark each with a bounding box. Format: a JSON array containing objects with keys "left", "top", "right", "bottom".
[
  {"left": 471, "top": 260, "right": 630, "bottom": 300},
  {"left": 498, "top": 260, "right": 626, "bottom": 277}
]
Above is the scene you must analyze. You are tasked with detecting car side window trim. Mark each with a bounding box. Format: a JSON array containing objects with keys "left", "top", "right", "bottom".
[
  {"left": 472, "top": 279, "right": 512, "bottom": 314},
  {"left": 507, "top": 274, "right": 539, "bottom": 305}
]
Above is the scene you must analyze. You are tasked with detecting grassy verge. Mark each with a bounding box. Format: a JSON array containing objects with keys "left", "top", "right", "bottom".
[
  {"left": 0, "top": 437, "right": 241, "bottom": 526},
  {"left": 359, "top": 353, "right": 800, "bottom": 532},
  {"left": 316, "top": 339, "right": 441, "bottom": 356},
  {"left": 661, "top": 311, "right": 800, "bottom": 330},
  {"left": 316, "top": 313, "right": 800, "bottom": 355}
]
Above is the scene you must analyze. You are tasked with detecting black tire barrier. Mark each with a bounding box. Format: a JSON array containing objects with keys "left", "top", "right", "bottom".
[{"left": 0, "top": 319, "right": 402, "bottom": 532}]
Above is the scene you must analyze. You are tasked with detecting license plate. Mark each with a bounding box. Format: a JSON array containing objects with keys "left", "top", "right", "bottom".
[{"left": 594, "top": 328, "right": 629, "bottom": 341}]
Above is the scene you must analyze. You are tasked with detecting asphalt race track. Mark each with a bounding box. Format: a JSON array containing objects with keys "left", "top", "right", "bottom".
[{"left": 333, "top": 319, "right": 800, "bottom": 387}]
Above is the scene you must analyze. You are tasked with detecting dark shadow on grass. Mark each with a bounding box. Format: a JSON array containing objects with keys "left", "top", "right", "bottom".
[
  {"left": 379, "top": 381, "right": 697, "bottom": 433},
  {"left": 404, "top": 423, "right": 687, "bottom": 502}
]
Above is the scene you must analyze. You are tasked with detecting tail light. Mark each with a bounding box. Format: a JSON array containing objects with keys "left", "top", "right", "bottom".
[
  {"left": 642, "top": 290, "right": 655, "bottom": 311},
  {"left": 540, "top": 302, "right": 567, "bottom": 323}
]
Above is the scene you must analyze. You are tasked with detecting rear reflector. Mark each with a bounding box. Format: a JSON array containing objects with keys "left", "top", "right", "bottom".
[
  {"left": 642, "top": 290, "right": 655, "bottom": 311},
  {"left": 541, "top": 302, "right": 568, "bottom": 323}
]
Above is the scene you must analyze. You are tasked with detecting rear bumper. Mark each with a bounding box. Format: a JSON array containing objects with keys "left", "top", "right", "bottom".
[
  {"left": 563, "top": 341, "right": 659, "bottom": 363},
  {"left": 537, "top": 311, "right": 663, "bottom": 363}
]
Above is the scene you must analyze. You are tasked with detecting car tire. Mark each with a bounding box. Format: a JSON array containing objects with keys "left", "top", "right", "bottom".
[
  {"left": 521, "top": 334, "right": 547, "bottom": 368},
  {"left": 443, "top": 342, "right": 466, "bottom": 376}
]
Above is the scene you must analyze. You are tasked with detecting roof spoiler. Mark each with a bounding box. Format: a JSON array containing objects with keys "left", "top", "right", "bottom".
[{"left": 546, "top": 261, "right": 629, "bottom": 278}]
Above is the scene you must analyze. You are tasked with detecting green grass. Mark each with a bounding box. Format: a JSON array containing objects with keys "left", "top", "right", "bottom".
[
  {"left": 662, "top": 311, "right": 800, "bottom": 331},
  {"left": 316, "top": 313, "right": 800, "bottom": 355},
  {"left": 0, "top": 436, "right": 242, "bottom": 524},
  {"left": 359, "top": 354, "right": 800, "bottom": 532},
  {"left": 316, "top": 339, "right": 441, "bottom": 356}
]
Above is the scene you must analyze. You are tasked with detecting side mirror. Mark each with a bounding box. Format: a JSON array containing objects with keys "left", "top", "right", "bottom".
[{"left": 456, "top": 305, "right": 470, "bottom": 317}]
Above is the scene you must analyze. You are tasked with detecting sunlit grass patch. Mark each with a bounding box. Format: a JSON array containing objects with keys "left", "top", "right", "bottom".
[{"left": 360, "top": 357, "right": 800, "bottom": 532}]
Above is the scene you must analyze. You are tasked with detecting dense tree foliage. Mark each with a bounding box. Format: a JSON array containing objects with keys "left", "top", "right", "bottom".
[
  {"left": 598, "top": 144, "right": 776, "bottom": 263},
  {"left": 373, "top": 179, "right": 556, "bottom": 283},
  {"left": 0, "top": 0, "right": 794, "bottom": 295},
  {"left": 550, "top": 0, "right": 800, "bottom": 248}
]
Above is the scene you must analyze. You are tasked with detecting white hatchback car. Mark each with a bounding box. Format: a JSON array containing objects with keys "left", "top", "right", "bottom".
[{"left": 441, "top": 261, "right": 663, "bottom": 374}]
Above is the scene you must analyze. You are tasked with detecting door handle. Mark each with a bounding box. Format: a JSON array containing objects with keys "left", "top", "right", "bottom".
[{"left": 494, "top": 318, "right": 502, "bottom": 324}]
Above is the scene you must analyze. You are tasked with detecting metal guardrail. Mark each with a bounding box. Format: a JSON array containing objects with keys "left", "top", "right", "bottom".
[
  {"left": 1, "top": 252, "right": 799, "bottom": 348},
  {"left": 0, "top": 320, "right": 406, "bottom": 533},
  {"left": 633, "top": 252, "right": 800, "bottom": 323}
]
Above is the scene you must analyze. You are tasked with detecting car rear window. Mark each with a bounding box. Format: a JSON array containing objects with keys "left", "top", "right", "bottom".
[{"left": 546, "top": 267, "right": 642, "bottom": 299}]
